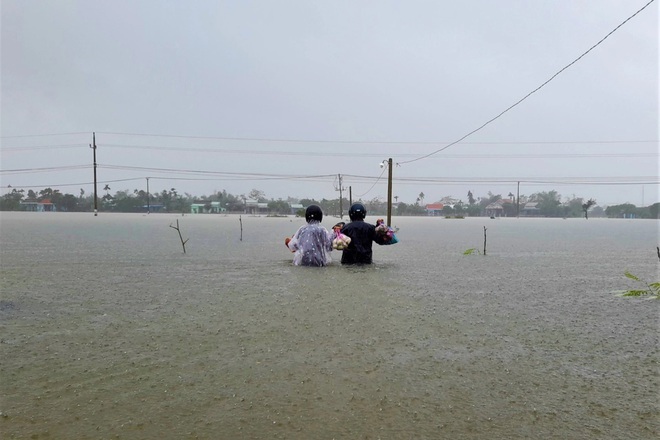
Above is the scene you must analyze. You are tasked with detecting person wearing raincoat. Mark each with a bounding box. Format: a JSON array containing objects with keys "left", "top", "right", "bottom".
[{"left": 285, "top": 205, "right": 333, "bottom": 267}]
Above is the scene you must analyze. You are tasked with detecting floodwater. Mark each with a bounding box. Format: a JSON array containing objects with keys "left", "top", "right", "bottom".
[{"left": 0, "top": 212, "right": 658, "bottom": 439}]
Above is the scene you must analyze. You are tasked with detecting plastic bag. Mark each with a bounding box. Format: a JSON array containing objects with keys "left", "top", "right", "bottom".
[
  {"left": 375, "top": 219, "right": 399, "bottom": 245},
  {"left": 332, "top": 228, "right": 351, "bottom": 250}
]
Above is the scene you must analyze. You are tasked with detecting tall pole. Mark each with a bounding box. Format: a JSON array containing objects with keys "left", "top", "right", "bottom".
[
  {"left": 91, "top": 132, "right": 98, "bottom": 216},
  {"left": 516, "top": 181, "right": 520, "bottom": 218},
  {"left": 349, "top": 186, "right": 352, "bottom": 206},
  {"left": 387, "top": 157, "right": 393, "bottom": 226},
  {"left": 337, "top": 173, "right": 344, "bottom": 219},
  {"left": 146, "top": 177, "right": 150, "bottom": 214}
]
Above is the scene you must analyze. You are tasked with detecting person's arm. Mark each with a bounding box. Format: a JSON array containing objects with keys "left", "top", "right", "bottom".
[
  {"left": 287, "top": 226, "right": 303, "bottom": 251},
  {"left": 325, "top": 228, "right": 334, "bottom": 251}
]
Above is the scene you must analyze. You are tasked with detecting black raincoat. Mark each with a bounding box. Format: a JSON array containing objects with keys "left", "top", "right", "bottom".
[{"left": 340, "top": 219, "right": 387, "bottom": 265}]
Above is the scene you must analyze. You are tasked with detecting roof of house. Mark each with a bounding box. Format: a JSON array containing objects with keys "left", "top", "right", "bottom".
[
  {"left": 20, "top": 200, "right": 53, "bottom": 205},
  {"left": 426, "top": 203, "right": 444, "bottom": 210}
]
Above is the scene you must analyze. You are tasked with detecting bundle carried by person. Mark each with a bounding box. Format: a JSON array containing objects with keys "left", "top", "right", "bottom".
[
  {"left": 331, "top": 222, "right": 351, "bottom": 250},
  {"left": 375, "top": 219, "right": 399, "bottom": 245},
  {"left": 284, "top": 237, "right": 295, "bottom": 252}
]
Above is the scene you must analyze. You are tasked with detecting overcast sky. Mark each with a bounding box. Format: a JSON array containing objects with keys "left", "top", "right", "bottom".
[{"left": 1, "top": 0, "right": 658, "bottom": 207}]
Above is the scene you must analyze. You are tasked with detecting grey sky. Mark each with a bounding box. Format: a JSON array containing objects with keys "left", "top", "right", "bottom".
[{"left": 1, "top": 0, "right": 658, "bottom": 207}]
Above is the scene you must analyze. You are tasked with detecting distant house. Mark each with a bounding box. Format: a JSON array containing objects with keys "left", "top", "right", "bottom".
[
  {"left": 485, "top": 198, "right": 517, "bottom": 217},
  {"left": 290, "top": 203, "right": 303, "bottom": 215},
  {"left": 521, "top": 202, "right": 541, "bottom": 216},
  {"left": 20, "top": 199, "right": 56, "bottom": 212},
  {"left": 140, "top": 204, "right": 165, "bottom": 213},
  {"left": 245, "top": 200, "right": 269, "bottom": 215},
  {"left": 190, "top": 201, "right": 227, "bottom": 214},
  {"left": 485, "top": 202, "right": 504, "bottom": 217},
  {"left": 425, "top": 203, "right": 444, "bottom": 216}
]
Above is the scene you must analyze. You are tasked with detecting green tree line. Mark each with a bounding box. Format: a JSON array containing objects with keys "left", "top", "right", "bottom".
[{"left": 1, "top": 186, "right": 658, "bottom": 219}]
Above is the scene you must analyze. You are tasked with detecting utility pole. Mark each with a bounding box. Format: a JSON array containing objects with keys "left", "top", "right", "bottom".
[
  {"left": 642, "top": 185, "right": 645, "bottom": 206},
  {"left": 387, "top": 158, "right": 393, "bottom": 226},
  {"left": 349, "top": 186, "right": 352, "bottom": 207},
  {"left": 336, "top": 174, "right": 345, "bottom": 219},
  {"left": 146, "top": 177, "right": 150, "bottom": 214},
  {"left": 91, "top": 132, "right": 98, "bottom": 216},
  {"left": 516, "top": 181, "right": 520, "bottom": 218}
]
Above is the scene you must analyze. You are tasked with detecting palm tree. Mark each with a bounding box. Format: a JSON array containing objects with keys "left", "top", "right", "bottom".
[
  {"left": 418, "top": 192, "right": 425, "bottom": 206},
  {"left": 103, "top": 184, "right": 111, "bottom": 196}
]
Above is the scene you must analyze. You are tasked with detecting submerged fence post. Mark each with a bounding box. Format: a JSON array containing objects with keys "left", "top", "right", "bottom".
[
  {"left": 483, "top": 226, "right": 487, "bottom": 256},
  {"left": 239, "top": 215, "right": 243, "bottom": 241}
]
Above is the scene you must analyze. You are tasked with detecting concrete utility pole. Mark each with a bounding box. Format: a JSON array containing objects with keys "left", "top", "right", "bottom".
[
  {"left": 516, "top": 181, "right": 520, "bottom": 218},
  {"left": 146, "top": 177, "right": 150, "bottom": 214},
  {"left": 336, "top": 174, "right": 345, "bottom": 219},
  {"left": 91, "top": 132, "right": 98, "bottom": 216},
  {"left": 387, "top": 158, "right": 393, "bottom": 226}
]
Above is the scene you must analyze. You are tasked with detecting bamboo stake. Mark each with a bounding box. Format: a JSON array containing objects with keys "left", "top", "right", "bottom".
[{"left": 483, "top": 226, "right": 487, "bottom": 256}]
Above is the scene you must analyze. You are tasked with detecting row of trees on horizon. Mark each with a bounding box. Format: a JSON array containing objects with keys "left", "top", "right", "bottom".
[{"left": 1, "top": 186, "right": 658, "bottom": 219}]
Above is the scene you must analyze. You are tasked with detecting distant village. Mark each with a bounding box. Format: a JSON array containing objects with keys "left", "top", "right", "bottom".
[{"left": 1, "top": 186, "right": 658, "bottom": 219}]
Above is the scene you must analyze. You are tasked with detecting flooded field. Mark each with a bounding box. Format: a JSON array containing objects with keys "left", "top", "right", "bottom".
[{"left": 1, "top": 212, "right": 658, "bottom": 439}]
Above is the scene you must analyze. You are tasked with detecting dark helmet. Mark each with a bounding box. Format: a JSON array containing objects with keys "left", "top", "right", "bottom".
[
  {"left": 348, "top": 203, "right": 366, "bottom": 221},
  {"left": 305, "top": 204, "right": 323, "bottom": 222}
]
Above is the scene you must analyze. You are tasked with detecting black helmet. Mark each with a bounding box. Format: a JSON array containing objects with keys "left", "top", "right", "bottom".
[
  {"left": 348, "top": 203, "right": 366, "bottom": 221},
  {"left": 305, "top": 205, "right": 323, "bottom": 222}
]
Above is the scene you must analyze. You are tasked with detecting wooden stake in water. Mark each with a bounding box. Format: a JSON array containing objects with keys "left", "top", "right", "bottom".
[
  {"left": 239, "top": 215, "right": 243, "bottom": 241},
  {"left": 483, "top": 226, "right": 487, "bottom": 256}
]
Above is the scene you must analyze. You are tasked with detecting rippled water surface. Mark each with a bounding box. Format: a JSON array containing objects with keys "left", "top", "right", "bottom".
[{"left": 1, "top": 212, "right": 658, "bottom": 439}]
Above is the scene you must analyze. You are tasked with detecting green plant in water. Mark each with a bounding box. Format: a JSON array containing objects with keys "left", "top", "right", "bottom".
[
  {"left": 619, "top": 271, "right": 660, "bottom": 299},
  {"left": 463, "top": 248, "right": 480, "bottom": 255}
]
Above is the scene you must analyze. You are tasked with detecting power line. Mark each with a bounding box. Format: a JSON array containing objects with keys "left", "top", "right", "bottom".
[
  {"left": 0, "top": 165, "right": 89, "bottom": 174},
  {"left": 94, "top": 143, "right": 657, "bottom": 159},
  {"left": 0, "top": 132, "right": 90, "bottom": 139},
  {"left": 97, "top": 131, "right": 402, "bottom": 144},
  {"left": 353, "top": 167, "right": 389, "bottom": 198},
  {"left": 99, "top": 164, "right": 336, "bottom": 180},
  {"left": 0, "top": 144, "right": 88, "bottom": 152},
  {"left": 88, "top": 131, "right": 658, "bottom": 146},
  {"left": 343, "top": 173, "right": 658, "bottom": 183},
  {"left": 1, "top": 177, "right": 142, "bottom": 189},
  {"left": 1, "top": 134, "right": 655, "bottom": 151},
  {"left": 398, "top": 0, "right": 657, "bottom": 165}
]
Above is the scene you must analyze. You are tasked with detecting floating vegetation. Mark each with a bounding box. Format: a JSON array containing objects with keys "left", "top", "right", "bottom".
[{"left": 615, "top": 271, "right": 660, "bottom": 299}]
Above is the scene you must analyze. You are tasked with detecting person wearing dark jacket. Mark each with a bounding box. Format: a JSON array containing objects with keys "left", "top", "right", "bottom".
[{"left": 339, "top": 203, "right": 387, "bottom": 265}]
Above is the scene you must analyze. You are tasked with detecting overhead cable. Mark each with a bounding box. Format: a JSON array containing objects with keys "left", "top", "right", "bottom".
[{"left": 398, "top": 0, "right": 657, "bottom": 165}]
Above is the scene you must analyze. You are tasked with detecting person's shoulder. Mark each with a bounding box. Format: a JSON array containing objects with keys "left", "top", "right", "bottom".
[
  {"left": 341, "top": 220, "right": 357, "bottom": 230},
  {"left": 344, "top": 220, "right": 373, "bottom": 230}
]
